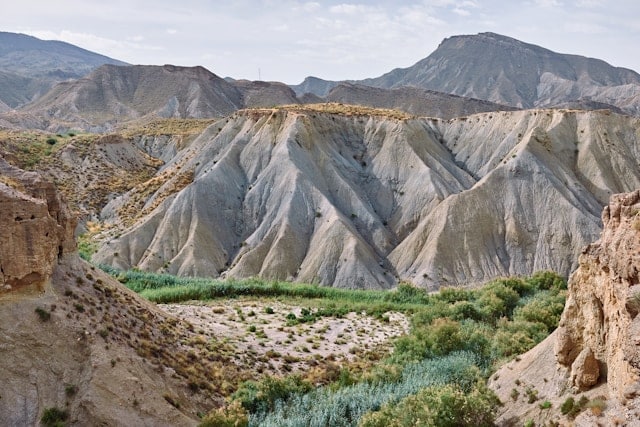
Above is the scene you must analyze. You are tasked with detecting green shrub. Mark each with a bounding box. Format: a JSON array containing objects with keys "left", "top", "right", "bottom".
[
  {"left": 41, "top": 407, "right": 68, "bottom": 426},
  {"left": 513, "top": 291, "right": 565, "bottom": 332},
  {"left": 491, "top": 319, "right": 547, "bottom": 358},
  {"left": 475, "top": 282, "right": 520, "bottom": 322},
  {"left": 560, "top": 397, "right": 574, "bottom": 415},
  {"left": 46, "top": 137, "right": 57, "bottom": 145},
  {"left": 359, "top": 381, "right": 500, "bottom": 427},
  {"left": 35, "top": 307, "right": 51, "bottom": 322},
  {"left": 539, "top": 400, "right": 552, "bottom": 409},
  {"left": 233, "top": 375, "right": 312, "bottom": 414},
  {"left": 526, "top": 271, "right": 566, "bottom": 292},
  {"left": 250, "top": 352, "right": 483, "bottom": 427}
]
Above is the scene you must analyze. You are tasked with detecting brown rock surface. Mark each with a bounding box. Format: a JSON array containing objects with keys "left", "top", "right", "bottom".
[
  {"left": 0, "top": 156, "right": 75, "bottom": 295},
  {"left": 555, "top": 190, "right": 640, "bottom": 397},
  {"left": 490, "top": 190, "right": 640, "bottom": 424}
]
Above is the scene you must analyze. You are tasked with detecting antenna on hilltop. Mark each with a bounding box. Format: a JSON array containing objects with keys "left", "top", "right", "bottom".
[{"left": 258, "top": 68, "right": 261, "bottom": 81}]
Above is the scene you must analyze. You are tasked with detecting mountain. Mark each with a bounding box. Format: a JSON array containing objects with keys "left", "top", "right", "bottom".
[
  {"left": 0, "top": 64, "right": 309, "bottom": 132},
  {"left": 296, "top": 32, "right": 640, "bottom": 115},
  {"left": 291, "top": 76, "right": 340, "bottom": 98},
  {"left": 0, "top": 31, "right": 127, "bottom": 79},
  {"left": 0, "top": 32, "right": 127, "bottom": 108},
  {"left": 323, "top": 83, "right": 518, "bottom": 119},
  {"left": 13, "top": 64, "right": 245, "bottom": 132},
  {"left": 91, "top": 105, "right": 640, "bottom": 289},
  {"left": 489, "top": 190, "right": 640, "bottom": 424}
]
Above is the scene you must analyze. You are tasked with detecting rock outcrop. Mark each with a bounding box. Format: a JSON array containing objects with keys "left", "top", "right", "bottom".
[
  {"left": 555, "top": 190, "right": 640, "bottom": 398},
  {"left": 0, "top": 157, "right": 75, "bottom": 295},
  {"left": 489, "top": 190, "right": 640, "bottom": 425}
]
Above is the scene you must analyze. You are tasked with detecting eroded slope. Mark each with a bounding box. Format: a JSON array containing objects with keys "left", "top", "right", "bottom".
[{"left": 93, "top": 106, "right": 640, "bottom": 289}]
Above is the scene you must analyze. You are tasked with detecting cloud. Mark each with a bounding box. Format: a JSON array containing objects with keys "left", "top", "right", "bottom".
[
  {"left": 452, "top": 7, "right": 471, "bottom": 16},
  {"left": 533, "top": 0, "right": 563, "bottom": 6},
  {"left": 329, "top": 4, "right": 371, "bottom": 15},
  {"left": 22, "top": 29, "right": 163, "bottom": 60},
  {"left": 166, "top": 28, "right": 178, "bottom": 35}
]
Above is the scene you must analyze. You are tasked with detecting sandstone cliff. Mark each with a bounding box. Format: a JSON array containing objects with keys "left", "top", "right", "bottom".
[
  {"left": 489, "top": 191, "right": 640, "bottom": 425},
  {"left": 0, "top": 160, "right": 240, "bottom": 425},
  {"left": 0, "top": 157, "right": 75, "bottom": 295}
]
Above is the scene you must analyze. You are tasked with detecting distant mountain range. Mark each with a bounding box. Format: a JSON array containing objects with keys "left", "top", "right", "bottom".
[
  {"left": 1, "top": 31, "right": 640, "bottom": 132},
  {"left": 0, "top": 32, "right": 127, "bottom": 108}
]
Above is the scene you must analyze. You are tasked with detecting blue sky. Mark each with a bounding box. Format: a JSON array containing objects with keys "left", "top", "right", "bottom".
[{"left": 2, "top": 1, "right": 639, "bottom": 84}]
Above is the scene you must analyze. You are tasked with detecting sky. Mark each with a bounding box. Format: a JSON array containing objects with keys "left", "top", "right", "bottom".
[{"left": 2, "top": 1, "right": 639, "bottom": 84}]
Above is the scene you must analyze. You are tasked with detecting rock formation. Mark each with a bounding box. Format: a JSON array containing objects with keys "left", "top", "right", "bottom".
[
  {"left": 0, "top": 157, "right": 75, "bottom": 294},
  {"left": 489, "top": 190, "right": 640, "bottom": 425},
  {"left": 93, "top": 106, "right": 640, "bottom": 289},
  {"left": 555, "top": 190, "right": 640, "bottom": 399}
]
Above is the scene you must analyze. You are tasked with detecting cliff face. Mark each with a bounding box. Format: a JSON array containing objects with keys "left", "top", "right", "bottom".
[
  {"left": 555, "top": 190, "right": 640, "bottom": 399},
  {"left": 0, "top": 157, "right": 75, "bottom": 295},
  {"left": 490, "top": 190, "right": 640, "bottom": 425}
]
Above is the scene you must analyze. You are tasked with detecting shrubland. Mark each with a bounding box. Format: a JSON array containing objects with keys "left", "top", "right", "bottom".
[{"left": 99, "top": 265, "right": 566, "bottom": 426}]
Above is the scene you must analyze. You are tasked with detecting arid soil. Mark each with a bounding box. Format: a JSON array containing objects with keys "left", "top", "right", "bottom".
[{"left": 160, "top": 300, "right": 409, "bottom": 376}]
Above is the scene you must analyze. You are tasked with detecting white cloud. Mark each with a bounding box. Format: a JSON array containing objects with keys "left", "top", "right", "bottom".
[
  {"left": 329, "top": 4, "right": 371, "bottom": 14},
  {"left": 453, "top": 7, "right": 471, "bottom": 16},
  {"left": 166, "top": 28, "right": 178, "bottom": 35},
  {"left": 533, "top": 0, "right": 563, "bottom": 7}
]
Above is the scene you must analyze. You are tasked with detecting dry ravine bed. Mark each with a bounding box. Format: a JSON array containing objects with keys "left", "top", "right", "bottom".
[{"left": 159, "top": 300, "right": 409, "bottom": 376}]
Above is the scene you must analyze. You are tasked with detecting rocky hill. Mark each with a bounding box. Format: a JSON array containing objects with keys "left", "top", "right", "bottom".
[
  {"left": 296, "top": 32, "right": 640, "bottom": 116},
  {"left": 0, "top": 156, "right": 252, "bottom": 425},
  {"left": 324, "top": 83, "right": 519, "bottom": 119},
  {"left": 489, "top": 190, "right": 640, "bottom": 425},
  {"left": 0, "top": 31, "right": 127, "bottom": 108},
  {"left": 10, "top": 64, "right": 244, "bottom": 132},
  {"left": 90, "top": 105, "right": 640, "bottom": 289},
  {"left": 0, "top": 65, "right": 310, "bottom": 132}
]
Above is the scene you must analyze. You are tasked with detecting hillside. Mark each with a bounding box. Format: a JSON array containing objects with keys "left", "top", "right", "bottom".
[
  {"left": 0, "top": 156, "right": 257, "bottom": 425},
  {"left": 90, "top": 105, "right": 640, "bottom": 289},
  {"left": 296, "top": 32, "right": 640, "bottom": 116},
  {"left": 13, "top": 64, "right": 245, "bottom": 132}
]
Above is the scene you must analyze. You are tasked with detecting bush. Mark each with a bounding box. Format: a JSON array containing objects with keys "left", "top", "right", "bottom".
[
  {"left": 526, "top": 271, "right": 566, "bottom": 292},
  {"left": 199, "top": 401, "right": 248, "bottom": 427},
  {"left": 233, "top": 375, "right": 312, "bottom": 414},
  {"left": 513, "top": 291, "right": 565, "bottom": 332},
  {"left": 560, "top": 397, "right": 574, "bottom": 415},
  {"left": 474, "top": 282, "right": 520, "bottom": 323},
  {"left": 491, "top": 319, "right": 547, "bottom": 358},
  {"left": 35, "top": 307, "right": 51, "bottom": 322},
  {"left": 250, "top": 352, "right": 483, "bottom": 427},
  {"left": 46, "top": 137, "right": 57, "bottom": 145},
  {"left": 359, "top": 381, "right": 500, "bottom": 427},
  {"left": 41, "top": 407, "right": 68, "bottom": 427}
]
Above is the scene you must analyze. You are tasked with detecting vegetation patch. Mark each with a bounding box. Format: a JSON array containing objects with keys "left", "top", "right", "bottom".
[{"left": 99, "top": 266, "right": 566, "bottom": 426}]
